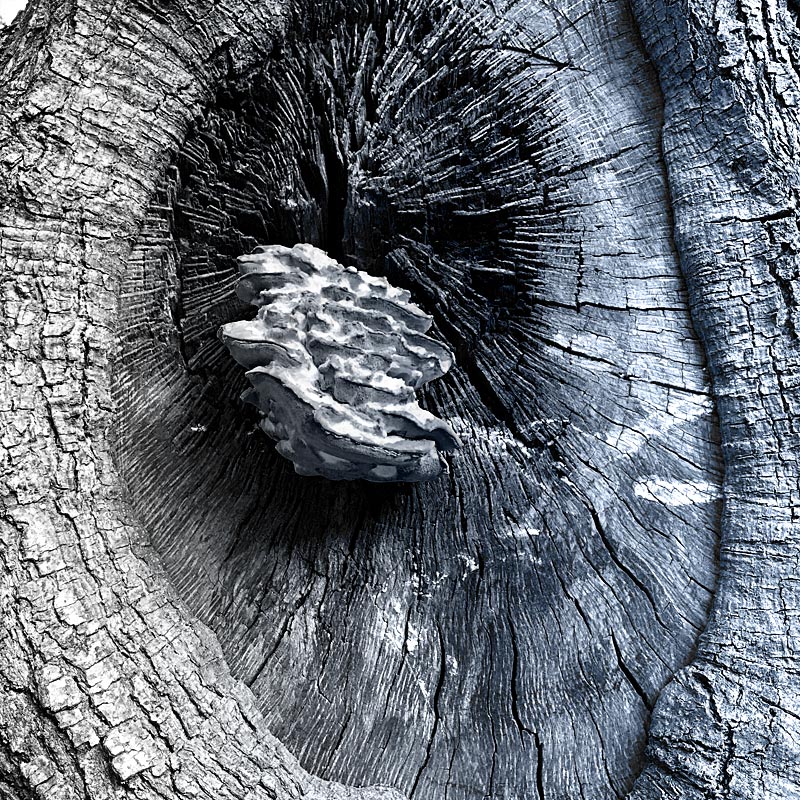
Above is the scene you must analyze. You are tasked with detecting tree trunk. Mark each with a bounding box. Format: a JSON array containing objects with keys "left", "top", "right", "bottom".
[{"left": 0, "top": 1, "right": 796, "bottom": 799}]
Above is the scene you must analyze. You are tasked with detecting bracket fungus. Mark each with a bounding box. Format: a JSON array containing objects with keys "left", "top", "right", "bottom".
[{"left": 219, "top": 244, "right": 459, "bottom": 482}]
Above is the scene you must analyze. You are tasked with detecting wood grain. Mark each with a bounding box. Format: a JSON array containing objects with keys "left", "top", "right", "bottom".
[{"left": 113, "top": 2, "right": 720, "bottom": 798}]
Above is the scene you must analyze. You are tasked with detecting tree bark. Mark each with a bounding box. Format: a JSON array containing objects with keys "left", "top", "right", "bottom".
[
  {"left": 627, "top": 1, "right": 800, "bottom": 797},
  {"left": 0, "top": 1, "right": 795, "bottom": 799}
]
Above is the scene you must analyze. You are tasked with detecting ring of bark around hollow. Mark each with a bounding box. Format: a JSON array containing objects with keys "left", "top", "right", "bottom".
[
  {"left": 219, "top": 243, "right": 459, "bottom": 482},
  {"left": 113, "top": 1, "right": 722, "bottom": 796},
  {"left": 0, "top": 0, "right": 797, "bottom": 797}
]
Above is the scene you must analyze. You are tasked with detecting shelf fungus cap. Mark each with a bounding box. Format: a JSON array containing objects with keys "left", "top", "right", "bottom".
[{"left": 219, "top": 243, "right": 459, "bottom": 482}]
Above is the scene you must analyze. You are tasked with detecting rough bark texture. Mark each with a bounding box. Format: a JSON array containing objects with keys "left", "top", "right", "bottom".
[
  {"left": 0, "top": 1, "right": 795, "bottom": 799},
  {"left": 627, "top": 1, "right": 800, "bottom": 798},
  {"left": 0, "top": 2, "right": 396, "bottom": 798}
]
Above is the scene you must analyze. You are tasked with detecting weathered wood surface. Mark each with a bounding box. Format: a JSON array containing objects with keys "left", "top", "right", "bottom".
[
  {"left": 0, "top": 0, "right": 796, "bottom": 799},
  {"left": 113, "top": 2, "right": 720, "bottom": 799},
  {"left": 627, "top": 1, "right": 800, "bottom": 797}
]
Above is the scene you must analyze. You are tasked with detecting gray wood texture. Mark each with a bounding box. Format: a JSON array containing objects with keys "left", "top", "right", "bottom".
[
  {"left": 0, "top": 0, "right": 795, "bottom": 799},
  {"left": 628, "top": 1, "right": 800, "bottom": 797}
]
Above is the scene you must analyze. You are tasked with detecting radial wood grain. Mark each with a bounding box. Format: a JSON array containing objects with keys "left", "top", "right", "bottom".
[{"left": 113, "top": 2, "right": 722, "bottom": 798}]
